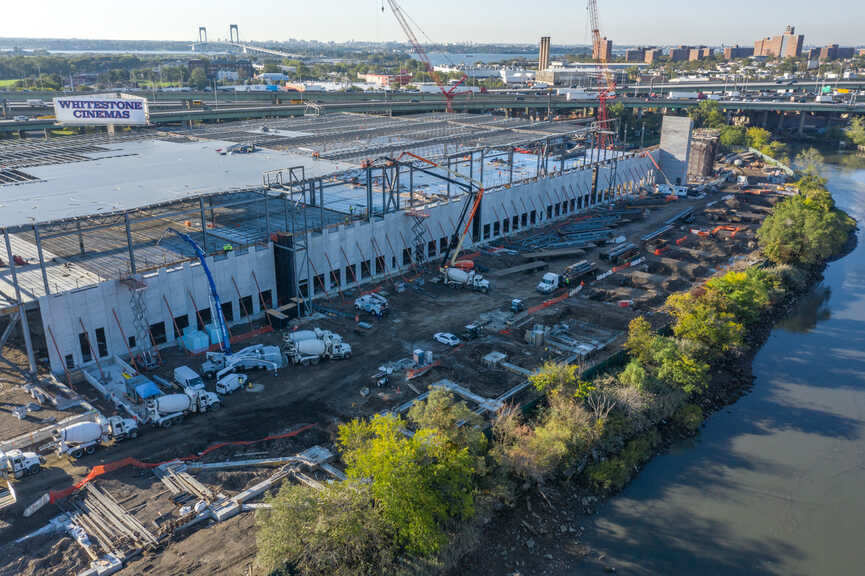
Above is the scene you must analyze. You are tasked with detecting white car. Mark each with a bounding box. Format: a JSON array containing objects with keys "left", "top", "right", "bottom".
[{"left": 433, "top": 332, "right": 461, "bottom": 347}]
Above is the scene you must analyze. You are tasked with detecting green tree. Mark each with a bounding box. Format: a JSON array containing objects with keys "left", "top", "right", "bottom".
[
  {"left": 795, "top": 147, "right": 825, "bottom": 179},
  {"left": 256, "top": 481, "right": 397, "bottom": 576},
  {"left": 689, "top": 100, "right": 725, "bottom": 129},
  {"left": 625, "top": 316, "right": 656, "bottom": 366},
  {"left": 706, "top": 269, "right": 772, "bottom": 325},
  {"left": 619, "top": 358, "right": 649, "bottom": 389},
  {"left": 845, "top": 116, "right": 865, "bottom": 147},
  {"left": 666, "top": 290, "right": 744, "bottom": 356},
  {"left": 758, "top": 189, "right": 854, "bottom": 266},
  {"left": 408, "top": 387, "right": 487, "bottom": 471},
  {"left": 338, "top": 413, "right": 477, "bottom": 556},
  {"left": 745, "top": 127, "right": 772, "bottom": 149},
  {"left": 719, "top": 125, "right": 747, "bottom": 149},
  {"left": 189, "top": 67, "right": 208, "bottom": 90},
  {"left": 529, "top": 361, "right": 578, "bottom": 395}
]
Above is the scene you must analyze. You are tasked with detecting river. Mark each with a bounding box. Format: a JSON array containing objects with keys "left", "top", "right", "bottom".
[{"left": 578, "top": 155, "right": 865, "bottom": 575}]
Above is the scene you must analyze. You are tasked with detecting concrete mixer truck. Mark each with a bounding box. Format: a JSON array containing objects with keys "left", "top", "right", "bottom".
[
  {"left": 145, "top": 389, "right": 221, "bottom": 428},
  {"left": 442, "top": 267, "right": 490, "bottom": 293},
  {"left": 283, "top": 333, "right": 352, "bottom": 366},
  {"left": 53, "top": 416, "right": 139, "bottom": 459}
]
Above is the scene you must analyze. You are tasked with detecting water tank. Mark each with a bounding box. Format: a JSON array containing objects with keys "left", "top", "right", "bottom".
[
  {"left": 413, "top": 349, "right": 425, "bottom": 365},
  {"left": 155, "top": 394, "right": 191, "bottom": 414},
  {"left": 424, "top": 350, "right": 433, "bottom": 365},
  {"left": 54, "top": 421, "right": 102, "bottom": 444}
]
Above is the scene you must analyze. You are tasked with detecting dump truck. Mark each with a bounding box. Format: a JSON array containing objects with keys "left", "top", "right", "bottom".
[
  {"left": 0, "top": 449, "right": 44, "bottom": 479},
  {"left": 442, "top": 268, "right": 490, "bottom": 293},
  {"left": 354, "top": 293, "right": 389, "bottom": 317},
  {"left": 284, "top": 335, "right": 352, "bottom": 366},
  {"left": 53, "top": 416, "right": 139, "bottom": 459},
  {"left": 201, "top": 344, "right": 283, "bottom": 379}
]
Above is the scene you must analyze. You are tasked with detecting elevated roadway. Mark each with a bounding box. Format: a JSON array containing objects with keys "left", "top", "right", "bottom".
[{"left": 2, "top": 95, "right": 862, "bottom": 134}]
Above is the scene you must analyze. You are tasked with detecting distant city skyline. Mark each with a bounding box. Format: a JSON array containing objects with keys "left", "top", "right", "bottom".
[{"left": 0, "top": 0, "right": 861, "bottom": 47}]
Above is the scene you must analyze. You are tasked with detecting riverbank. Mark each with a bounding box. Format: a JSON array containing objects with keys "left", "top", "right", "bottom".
[{"left": 452, "top": 161, "right": 862, "bottom": 576}]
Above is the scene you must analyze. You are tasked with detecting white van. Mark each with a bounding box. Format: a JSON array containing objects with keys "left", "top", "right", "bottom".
[{"left": 173, "top": 366, "right": 205, "bottom": 391}]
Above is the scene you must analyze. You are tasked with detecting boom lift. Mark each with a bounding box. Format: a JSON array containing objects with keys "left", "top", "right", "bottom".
[
  {"left": 391, "top": 151, "right": 490, "bottom": 292},
  {"left": 385, "top": 0, "right": 468, "bottom": 113}
]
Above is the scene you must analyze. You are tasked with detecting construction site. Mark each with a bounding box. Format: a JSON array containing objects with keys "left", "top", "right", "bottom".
[{"left": 0, "top": 101, "right": 797, "bottom": 574}]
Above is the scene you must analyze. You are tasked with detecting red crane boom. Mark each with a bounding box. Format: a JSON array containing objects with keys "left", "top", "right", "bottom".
[
  {"left": 588, "top": 0, "right": 616, "bottom": 148},
  {"left": 386, "top": 0, "right": 468, "bottom": 113}
]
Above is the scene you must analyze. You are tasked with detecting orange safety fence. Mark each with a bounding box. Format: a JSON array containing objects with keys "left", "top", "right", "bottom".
[
  {"left": 526, "top": 291, "right": 570, "bottom": 315},
  {"left": 675, "top": 235, "right": 688, "bottom": 245},
  {"left": 49, "top": 423, "right": 315, "bottom": 503},
  {"left": 653, "top": 247, "right": 669, "bottom": 256}
]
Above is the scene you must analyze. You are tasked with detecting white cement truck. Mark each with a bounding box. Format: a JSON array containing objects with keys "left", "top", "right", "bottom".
[
  {"left": 283, "top": 332, "right": 352, "bottom": 366},
  {"left": 53, "top": 416, "right": 139, "bottom": 459},
  {"left": 145, "top": 389, "right": 221, "bottom": 428},
  {"left": 442, "top": 267, "right": 490, "bottom": 293}
]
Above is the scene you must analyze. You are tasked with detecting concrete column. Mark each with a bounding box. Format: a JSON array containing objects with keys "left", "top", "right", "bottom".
[
  {"left": 263, "top": 194, "right": 271, "bottom": 238},
  {"left": 409, "top": 165, "right": 414, "bottom": 207},
  {"left": 508, "top": 149, "right": 514, "bottom": 186},
  {"left": 124, "top": 213, "right": 137, "bottom": 275},
  {"left": 777, "top": 112, "right": 785, "bottom": 132},
  {"left": 33, "top": 224, "right": 50, "bottom": 295},
  {"left": 446, "top": 156, "right": 452, "bottom": 198},
  {"left": 3, "top": 228, "right": 36, "bottom": 373},
  {"left": 365, "top": 170, "right": 373, "bottom": 221},
  {"left": 798, "top": 112, "right": 806, "bottom": 136}
]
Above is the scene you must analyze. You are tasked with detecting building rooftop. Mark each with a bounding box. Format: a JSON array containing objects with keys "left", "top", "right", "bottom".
[{"left": 0, "top": 134, "right": 351, "bottom": 228}]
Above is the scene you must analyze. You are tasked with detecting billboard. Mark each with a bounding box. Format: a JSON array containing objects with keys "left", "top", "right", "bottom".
[{"left": 53, "top": 94, "right": 149, "bottom": 126}]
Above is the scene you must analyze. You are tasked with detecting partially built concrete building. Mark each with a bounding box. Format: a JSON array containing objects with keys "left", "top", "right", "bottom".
[{"left": 0, "top": 112, "right": 658, "bottom": 376}]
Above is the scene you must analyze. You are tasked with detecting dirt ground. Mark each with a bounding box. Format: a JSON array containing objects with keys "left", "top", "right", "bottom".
[{"left": 0, "top": 186, "right": 775, "bottom": 575}]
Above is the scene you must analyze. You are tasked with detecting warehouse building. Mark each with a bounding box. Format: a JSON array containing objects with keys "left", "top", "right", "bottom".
[{"left": 0, "top": 112, "right": 659, "bottom": 376}]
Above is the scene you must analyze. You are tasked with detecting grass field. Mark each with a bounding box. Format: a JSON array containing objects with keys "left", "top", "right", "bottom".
[{"left": 0, "top": 79, "right": 22, "bottom": 88}]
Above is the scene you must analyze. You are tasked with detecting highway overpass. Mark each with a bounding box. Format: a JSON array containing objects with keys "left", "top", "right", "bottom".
[{"left": 2, "top": 95, "right": 862, "bottom": 135}]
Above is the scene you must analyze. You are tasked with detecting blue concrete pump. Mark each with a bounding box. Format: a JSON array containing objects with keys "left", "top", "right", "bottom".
[{"left": 164, "top": 228, "right": 231, "bottom": 354}]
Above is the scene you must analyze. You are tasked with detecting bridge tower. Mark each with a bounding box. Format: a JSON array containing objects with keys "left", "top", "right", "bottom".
[
  {"left": 198, "top": 26, "right": 207, "bottom": 44},
  {"left": 229, "top": 24, "right": 239, "bottom": 43}
]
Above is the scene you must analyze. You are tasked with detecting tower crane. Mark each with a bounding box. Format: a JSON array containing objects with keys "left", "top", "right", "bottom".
[
  {"left": 587, "top": 0, "right": 616, "bottom": 149},
  {"left": 385, "top": 0, "right": 468, "bottom": 113}
]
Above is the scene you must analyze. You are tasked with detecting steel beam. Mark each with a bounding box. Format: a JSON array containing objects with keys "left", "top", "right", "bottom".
[{"left": 3, "top": 228, "right": 35, "bottom": 373}]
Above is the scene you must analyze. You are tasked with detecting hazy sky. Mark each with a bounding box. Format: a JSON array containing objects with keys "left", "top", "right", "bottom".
[{"left": 0, "top": 0, "right": 861, "bottom": 46}]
